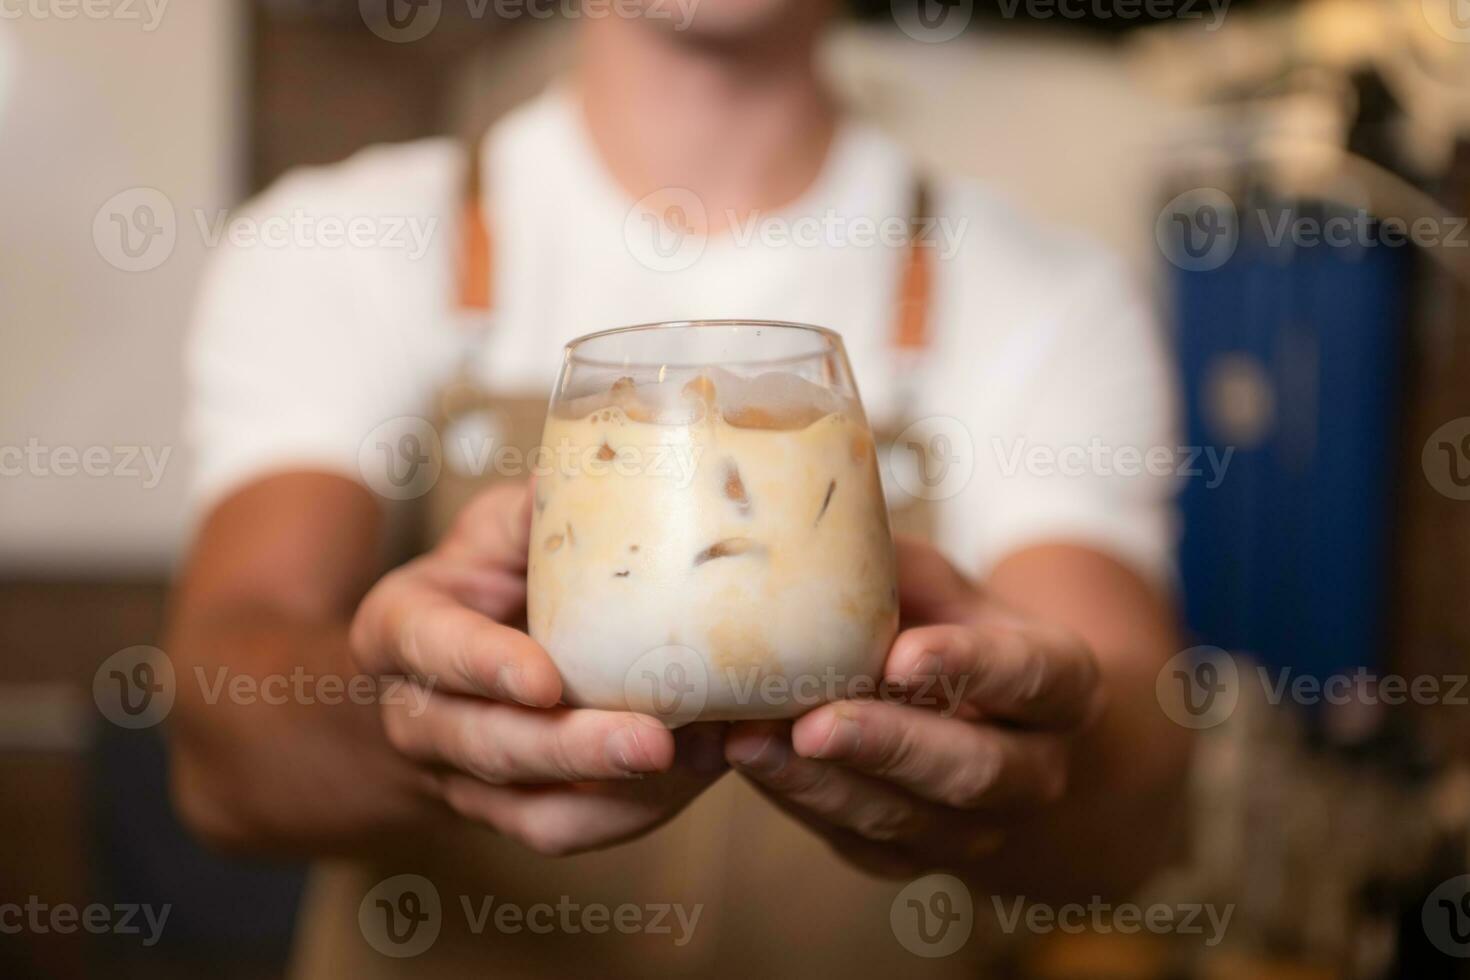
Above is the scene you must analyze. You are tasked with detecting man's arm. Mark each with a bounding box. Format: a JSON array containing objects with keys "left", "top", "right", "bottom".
[
  {"left": 167, "top": 475, "right": 730, "bottom": 860},
  {"left": 165, "top": 473, "right": 441, "bottom": 856}
]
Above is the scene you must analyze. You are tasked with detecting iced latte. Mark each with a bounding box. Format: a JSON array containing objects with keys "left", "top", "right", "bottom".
[{"left": 527, "top": 321, "right": 898, "bottom": 723}]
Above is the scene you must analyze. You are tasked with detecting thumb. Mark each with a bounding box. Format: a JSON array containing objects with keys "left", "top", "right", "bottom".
[{"left": 440, "top": 480, "right": 534, "bottom": 572}]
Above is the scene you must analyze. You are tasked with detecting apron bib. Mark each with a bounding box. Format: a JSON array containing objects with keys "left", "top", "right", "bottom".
[{"left": 289, "top": 149, "right": 991, "bottom": 980}]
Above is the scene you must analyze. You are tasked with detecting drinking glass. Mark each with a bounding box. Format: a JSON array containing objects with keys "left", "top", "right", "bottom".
[{"left": 527, "top": 320, "right": 898, "bottom": 724}]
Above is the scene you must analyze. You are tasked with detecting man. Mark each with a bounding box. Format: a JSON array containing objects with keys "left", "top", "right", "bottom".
[{"left": 167, "top": 1, "right": 1190, "bottom": 975}]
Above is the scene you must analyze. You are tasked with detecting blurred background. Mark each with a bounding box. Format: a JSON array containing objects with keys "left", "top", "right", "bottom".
[{"left": 3, "top": 0, "right": 1470, "bottom": 976}]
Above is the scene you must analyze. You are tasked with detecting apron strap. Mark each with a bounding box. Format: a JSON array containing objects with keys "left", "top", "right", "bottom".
[
  {"left": 455, "top": 135, "right": 934, "bottom": 352},
  {"left": 458, "top": 136, "right": 493, "bottom": 312},
  {"left": 894, "top": 177, "right": 933, "bottom": 352}
]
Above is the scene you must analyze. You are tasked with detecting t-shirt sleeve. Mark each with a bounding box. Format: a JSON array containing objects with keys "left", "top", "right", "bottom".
[
  {"left": 936, "top": 251, "right": 1181, "bottom": 588},
  {"left": 183, "top": 169, "right": 455, "bottom": 517}
]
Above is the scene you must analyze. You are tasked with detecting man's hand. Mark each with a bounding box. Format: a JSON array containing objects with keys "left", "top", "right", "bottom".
[
  {"left": 724, "top": 537, "right": 1126, "bottom": 882},
  {"left": 351, "top": 482, "right": 729, "bottom": 857}
]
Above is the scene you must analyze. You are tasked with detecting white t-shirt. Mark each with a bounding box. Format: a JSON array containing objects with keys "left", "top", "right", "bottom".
[{"left": 186, "top": 88, "right": 1178, "bottom": 583}]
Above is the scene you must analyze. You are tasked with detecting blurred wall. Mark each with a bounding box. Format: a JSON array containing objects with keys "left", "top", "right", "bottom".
[{"left": 0, "top": 4, "right": 242, "bottom": 575}]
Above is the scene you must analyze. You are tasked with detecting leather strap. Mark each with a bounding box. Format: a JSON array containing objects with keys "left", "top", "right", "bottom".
[
  {"left": 457, "top": 139, "right": 493, "bottom": 311},
  {"left": 895, "top": 178, "right": 933, "bottom": 351},
  {"left": 455, "top": 136, "right": 933, "bottom": 350}
]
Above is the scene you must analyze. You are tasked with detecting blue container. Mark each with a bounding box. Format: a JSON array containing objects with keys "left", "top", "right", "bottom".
[{"left": 1173, "top": 198, "right": 1409, "bottom": 683}]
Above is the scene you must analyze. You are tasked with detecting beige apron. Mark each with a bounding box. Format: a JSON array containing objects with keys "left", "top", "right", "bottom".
[{"left": 289, "top": 153, "right": 993, "bottom": 979}]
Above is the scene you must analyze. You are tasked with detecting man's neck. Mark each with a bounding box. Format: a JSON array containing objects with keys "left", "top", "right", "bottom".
[{"left": 575, "top": 18, "right": 837, "bottom": 233}]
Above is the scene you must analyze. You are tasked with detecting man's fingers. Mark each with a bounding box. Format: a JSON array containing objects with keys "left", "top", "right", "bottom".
[
  {"left": 351, "top": 571, "right": 561, "bottom": 706},
  {"left": 437, "top": 754, "right": 725, "bottom": 857},
  {"left": 883, "top": 621, "right": 1100, "bottom": 729},
  {"left": 383, "top": 691, "right": 675, "bottom": 783},
  {"left": 440, "top": 481, "right": 534, "bottom": 571},
  {"left": 789, "top": 700, "right": 1071, "bottom": 811},
  {"left": 726, "top": 722, "right": 936, "bottom": 843}
]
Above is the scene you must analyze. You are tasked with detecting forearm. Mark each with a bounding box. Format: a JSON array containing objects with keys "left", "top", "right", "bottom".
[
  {"left": 968, "top": 544, "right": 1192, "bottom": 902},
  {"left": 166, "top": 602, "right": 449, "bottom": 858},
  {"left": 164, "top": 474, "right": 450, "bottom": 858}
]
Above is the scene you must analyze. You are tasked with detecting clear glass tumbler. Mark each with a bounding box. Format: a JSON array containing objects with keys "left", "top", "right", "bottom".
[{"left": 527, "top": 320, "right": 898, "bottom": 723}]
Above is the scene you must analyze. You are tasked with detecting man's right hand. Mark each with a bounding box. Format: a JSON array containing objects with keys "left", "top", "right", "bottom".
[{"left": 350, "top": 482, "right": 729, "bottom": 857}]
